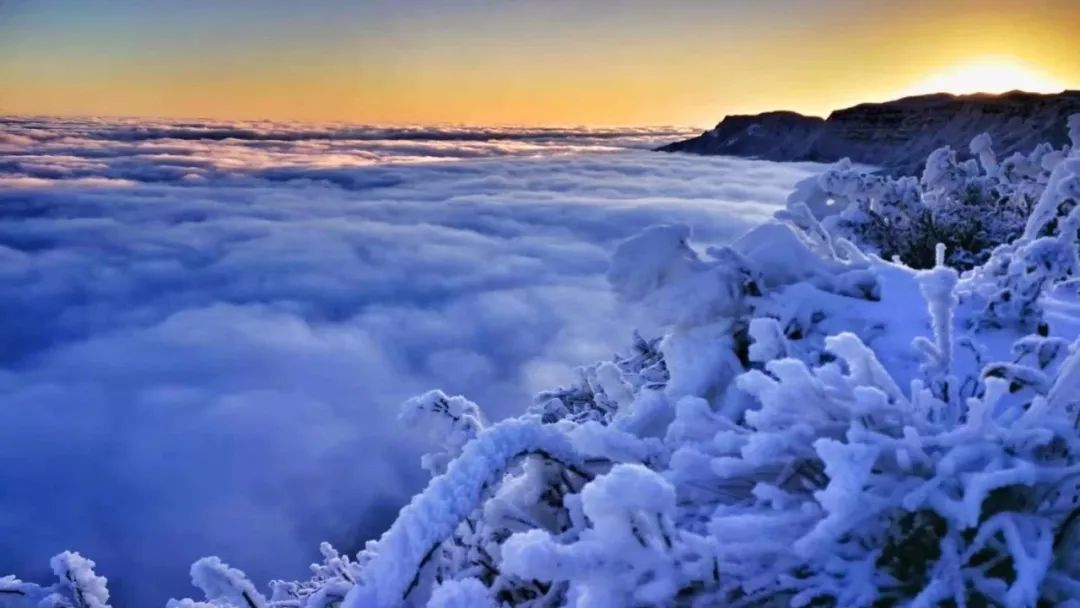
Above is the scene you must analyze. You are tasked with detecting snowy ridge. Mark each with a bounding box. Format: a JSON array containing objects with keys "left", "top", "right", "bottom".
[
  {"left": 661, "top": 90, "right": 1080, "bottom": 175},
  {"left": 5, "top": 115, "right": 1080, "bottom": 607}
]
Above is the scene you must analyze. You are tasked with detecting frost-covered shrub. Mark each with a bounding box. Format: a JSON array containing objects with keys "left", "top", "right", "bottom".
[
  {"left": 401, "top": 390, "right": 489, "bottom": 475},
  {"left": 0, "top": 552, "right": 110, "bottom": 608},
  {"left": 963, "top": 138, "right": 1080, "bottom": 333},
  {"left": 531, "top": 331, "right": 668, "bottom": 425},
  {"left": 788, "top": 126, "right": 1073, "bottom": 270},
  {"left": 7, "top": 116, "right": 1080, "bottom": 608}
]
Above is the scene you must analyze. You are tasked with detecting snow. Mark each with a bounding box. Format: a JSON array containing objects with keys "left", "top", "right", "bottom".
[
  {"left": 501, "top": 464, "right": 681, "bottom": 608},
  {"left": 6, "top": 114, "right": 1080, "bottom": 607},
  {"left": 341, "top": 419, "right": 582, "bottom": 607},
  {"left": 401, "top": 390, "right": 488, "bottom": 475},
  {"left": 186, "top": 557, "right": 267, "bottom": 608},
  {"left": 50, "top": 552, "right": 111, "bottom": 608},
  {"left": 0, "top": 552, "right": 111, "bottom": 608},
  {"left": 425, "top": 578, "right": 495, "bottom": 608}
]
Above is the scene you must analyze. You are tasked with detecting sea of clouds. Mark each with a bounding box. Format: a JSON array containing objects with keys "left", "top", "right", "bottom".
[{"left": 0, "top": 116, "right": 824, "bottom": 604}]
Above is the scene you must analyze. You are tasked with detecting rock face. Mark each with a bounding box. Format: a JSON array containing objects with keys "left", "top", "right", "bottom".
[{"left": 660, "top": 90, "right": 1080, "bottom": 173}]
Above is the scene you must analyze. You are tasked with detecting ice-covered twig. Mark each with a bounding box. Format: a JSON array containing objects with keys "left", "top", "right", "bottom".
[{"left": 343, "top": 419, "right": 583, "bottom": 608}]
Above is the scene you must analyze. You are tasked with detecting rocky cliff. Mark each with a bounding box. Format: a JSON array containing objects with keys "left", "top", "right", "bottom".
[{"left": 659, "top": 90, "right": 1080, "bottom": 173}]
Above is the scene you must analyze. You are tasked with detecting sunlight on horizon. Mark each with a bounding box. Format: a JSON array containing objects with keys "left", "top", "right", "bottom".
[
  {"left": 895, "top": 57, "right": 1069, "bottom": 98},
  {"left": 1, "top": 1, "right": 1078, "bottom": 126}
]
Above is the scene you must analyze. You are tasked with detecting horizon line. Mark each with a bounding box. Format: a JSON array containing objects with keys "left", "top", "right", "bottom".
[{"left": 3, "top": 88, "right": 1075, "bottom": 131}]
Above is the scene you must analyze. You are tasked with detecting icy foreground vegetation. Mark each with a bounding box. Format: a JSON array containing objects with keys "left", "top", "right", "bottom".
[
  {"left": 5, "top": 114, "right": 1080, "bottom": 607},
  {"left": 1, "top": 119, "right": 820, "bottom": 605}
]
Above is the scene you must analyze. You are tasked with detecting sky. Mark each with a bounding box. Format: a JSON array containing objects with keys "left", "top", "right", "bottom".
[{"left": 1, "top": 0, "right": 1079, "bottom": 127}]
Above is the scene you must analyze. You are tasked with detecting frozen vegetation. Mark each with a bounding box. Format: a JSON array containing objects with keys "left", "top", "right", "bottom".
[{"left": 4, "top": 115, "right": 1080, "bottom": 607}]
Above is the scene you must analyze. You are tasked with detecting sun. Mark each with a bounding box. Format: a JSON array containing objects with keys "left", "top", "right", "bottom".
[{"left": 898, "top": 57, "right": 1067, "bottom": 97}]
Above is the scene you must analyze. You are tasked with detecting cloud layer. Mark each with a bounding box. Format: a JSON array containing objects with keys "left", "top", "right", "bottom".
[{"left": 0, "top": 116, "right": 823, "bottom": 604}]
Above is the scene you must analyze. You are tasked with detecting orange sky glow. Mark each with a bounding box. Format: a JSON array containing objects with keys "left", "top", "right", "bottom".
[{"left": 1, "top": 1, "right": 1077, "bottom": 127}]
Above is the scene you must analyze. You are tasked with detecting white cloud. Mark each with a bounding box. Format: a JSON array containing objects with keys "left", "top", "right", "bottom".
[{"left": 0, "top": 116, "right": 822, "bottom": 604}]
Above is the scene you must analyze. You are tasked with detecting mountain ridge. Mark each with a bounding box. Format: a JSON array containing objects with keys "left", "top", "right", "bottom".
[{"left": 659, "top": 90, "right": 1080, "bottom": 173}]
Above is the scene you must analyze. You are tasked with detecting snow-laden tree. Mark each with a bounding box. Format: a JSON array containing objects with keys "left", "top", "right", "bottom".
[
  {"left": 786, "top": 125, "right": 1073, "bottom": 270},
  {"left": 1, "top": 552, "right": 110, "bottom": 608},
  {"left": 6, "top": 115, "right": 1080, "bottom": 608}
]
